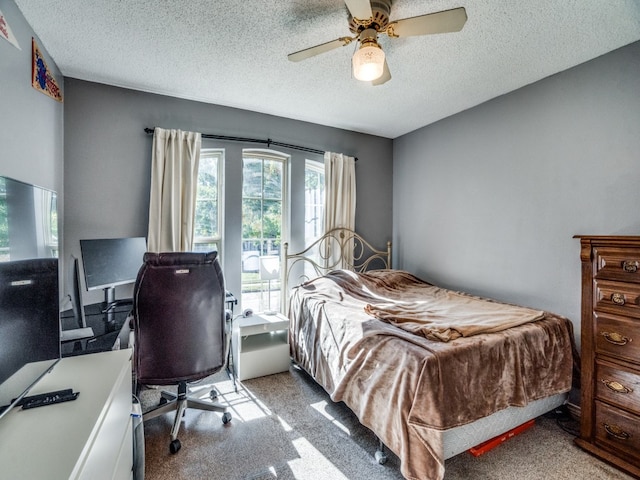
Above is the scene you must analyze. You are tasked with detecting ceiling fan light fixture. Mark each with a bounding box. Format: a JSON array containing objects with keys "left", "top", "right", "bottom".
[{"left": 352, "top": 41, "right": 385, "bottom": 82}]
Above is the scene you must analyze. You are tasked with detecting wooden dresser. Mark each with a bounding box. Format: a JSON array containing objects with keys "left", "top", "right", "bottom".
[{"left": 575, "top": 236, "right": 640, "bottom": 478}]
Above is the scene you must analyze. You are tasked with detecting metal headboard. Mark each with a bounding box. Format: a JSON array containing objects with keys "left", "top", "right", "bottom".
[{"left": 282, "top": 227, "right": 392, "bottom": 313}]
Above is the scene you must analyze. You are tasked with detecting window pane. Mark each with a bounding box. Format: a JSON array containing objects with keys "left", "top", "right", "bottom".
[
  {"left": 199, "top": 155, "right": 218, "bottom": 186},
  {"left": 263, "top": 160, "right": 282, "bottom": 200},
  {"left": 263, "top": 199, "right": 282, "bottom": 242},
  {"left": 242, "top": 198, "right": 262, "bottom": 241},
  {"left": 305, "top": 160, "right": 324, "bottom": 244},
  {"left": 194, "top": 199, "right": 218, "bottom": 237},
  {"left": 192, "top": 241, "right": 218, "bottom": 253},
  {"left": 194, "top": 150, "right": 222, "bottom": 257},
  {"left": 243, "top": 158, "right": 262, "bottom": 198}
]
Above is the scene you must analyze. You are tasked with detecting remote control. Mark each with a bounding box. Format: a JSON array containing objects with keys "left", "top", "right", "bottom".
[{"left": 20, "top": 389, "right": 79, "bottom": 410}]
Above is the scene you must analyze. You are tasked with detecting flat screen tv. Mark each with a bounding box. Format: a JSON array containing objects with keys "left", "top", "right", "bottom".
[
  {"left": 0, "top": 176, "right": 60, "bottom": 421},
  {"left": 80, "top": 237, "right": 147, "bottom": 310},
  {"left": 0, "top": 176, "right": 58, "bottom": 262}
]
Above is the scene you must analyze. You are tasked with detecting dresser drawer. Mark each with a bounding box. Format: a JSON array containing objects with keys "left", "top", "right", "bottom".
[
  {"left": 595, "top": 400, "right": 640, "bottom": 463},
  {"left": 596, "top": 360, "right": 640, "bottom": 413},
  {"left": 594, "top": 312, "right": 640, "bottom": 364},
  {"left": 594, "top": 246, "right": 640, "bottom": 283},
  {"left": 595, "top": 280, "right": 640, "bottom": 318}
]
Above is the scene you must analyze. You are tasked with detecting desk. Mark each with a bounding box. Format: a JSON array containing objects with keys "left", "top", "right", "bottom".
[
  {"left": 62, "top": 296, "right": 235, "bottom": 357},
  {"left": 226, "top": 291, "right": 237, "bottom": 314},
  {"left": 60, "top": 303, "right": 132, "bottom": 357},
  {"left": 0, "top": 350, "right": 134, "bottom": 479}
]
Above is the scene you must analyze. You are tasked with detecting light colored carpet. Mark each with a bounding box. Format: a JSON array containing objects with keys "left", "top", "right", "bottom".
[{"left": 141, "top": 365, "right": 632, "bottom": 480}]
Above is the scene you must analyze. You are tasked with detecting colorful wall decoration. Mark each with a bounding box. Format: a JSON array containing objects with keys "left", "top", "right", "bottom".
[
  {"left": 0, "top": 8, "right": 21, "bottom": 50},
  {"left": 31, "top": 38, "right": 63, "bottom": 102}
]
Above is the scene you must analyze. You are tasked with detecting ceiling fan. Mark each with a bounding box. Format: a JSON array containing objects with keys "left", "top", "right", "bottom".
[{"left": 287, "top": 0, "right": 467, "bottom": 85}]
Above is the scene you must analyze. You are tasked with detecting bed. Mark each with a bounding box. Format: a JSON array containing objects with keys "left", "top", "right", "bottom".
[{"left": 283, "top": 228, "right": 576, "bottom": 480}]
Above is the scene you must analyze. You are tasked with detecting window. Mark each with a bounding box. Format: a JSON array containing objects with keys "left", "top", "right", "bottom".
[
  {"left": 191, "top": 147, "right": 320, "bottom": 313},
  {"left": 193, "top": 149, "right": 223, "bottom": 257},
  {"left": 304, "top": 159, "right": 324, "bottom": 245},
  {"left": 241, "top": 150, "right": 287, "bottom": 312}
]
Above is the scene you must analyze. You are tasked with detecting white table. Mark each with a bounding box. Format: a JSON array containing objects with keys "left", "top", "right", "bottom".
[
  {"left": 232, "top": 312, "right": 290, "bottom": 381},
  {"left": 0, "top": 349, "right": 134, "bottom": 479}
]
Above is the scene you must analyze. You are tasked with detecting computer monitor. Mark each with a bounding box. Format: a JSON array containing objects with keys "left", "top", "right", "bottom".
[
  {"left": 79, "top": 237, "right": 147, "bottom": 311},
  {"left": 60, "top": 255, "right": 94, "bottom": 342},
  {"left": 68, "top": 255, "right": 86, "bottom": 328}
]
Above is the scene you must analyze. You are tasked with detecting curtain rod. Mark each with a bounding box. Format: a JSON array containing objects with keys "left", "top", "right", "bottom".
[{"left": 144, "top": 128, "right": 357, "bottom": 161}]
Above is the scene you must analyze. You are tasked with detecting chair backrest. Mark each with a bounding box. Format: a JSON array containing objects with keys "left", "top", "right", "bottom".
[{"left": 133, "top": 251, "right": 226, "bottom": 386}]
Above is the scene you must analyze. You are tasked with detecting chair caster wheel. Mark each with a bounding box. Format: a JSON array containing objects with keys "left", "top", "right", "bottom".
[
  {"left": 210, "top": 389, "right": 218, "bottom": 401},
  {"left": 169, "top": 439, "right": 181, "bottom": 454},
  {"left": 222, "top": 412, "right": 232, "bottom": 424},
  {"left": 375, "top": 450, "right": 387, "bottom": 465}
]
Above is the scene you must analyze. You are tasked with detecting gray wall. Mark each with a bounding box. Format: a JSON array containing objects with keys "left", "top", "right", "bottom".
[
  {"left": 0, "top": 0, "right": 64, "bottom": 290},
  {"left": 393, "top": 40, "right": 640, "bottom": 348},
  {"left": 0, "top": 0, "right": 63, "bottom": 218},
  {"left": 64, "top": 79, "right": 393, "bottom": 305}
]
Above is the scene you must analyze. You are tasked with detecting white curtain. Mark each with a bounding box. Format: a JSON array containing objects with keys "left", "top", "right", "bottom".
[
  {"left": 147, "top": 128, "right": 202, "bottom": 252},
  {"left": 323, "top": 151, "right": 356, "bottom": 268}
]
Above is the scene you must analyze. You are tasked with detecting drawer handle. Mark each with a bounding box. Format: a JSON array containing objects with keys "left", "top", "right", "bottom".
[
  {"left": 611, "top": 293, "right": 626, "bottom": 306},
  {"left": 622, "top": 261, "right": 639, "bottom": 273},
  {"left": 601, "top": 379, "right": 633, "bottom": 394},
  {"left": 601, "top": 331, "right": 631, "bottom": 346},
  {"left": 603, "top": 423, "right": 631, "bottom": 441}
]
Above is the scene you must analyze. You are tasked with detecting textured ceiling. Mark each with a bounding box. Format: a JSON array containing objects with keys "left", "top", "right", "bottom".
[{"left": 14, "top": 0, "right": 640, "bottom": 138}]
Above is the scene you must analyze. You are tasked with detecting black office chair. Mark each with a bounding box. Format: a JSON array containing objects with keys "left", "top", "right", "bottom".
[{"left": 132, "top": 251, "right": 231, "bottom": 454}]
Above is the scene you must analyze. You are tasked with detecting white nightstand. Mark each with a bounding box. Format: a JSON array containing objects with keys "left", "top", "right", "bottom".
[{"left": 232, "top": 312, "right": 290, "bottom": 381}]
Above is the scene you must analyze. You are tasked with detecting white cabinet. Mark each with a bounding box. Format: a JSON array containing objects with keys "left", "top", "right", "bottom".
[
  {"left": 232, "top": 312, "right": 290, "bottom": 381},
  {"left": 0, "top": 349, "right": 133, "bottom": 479}
]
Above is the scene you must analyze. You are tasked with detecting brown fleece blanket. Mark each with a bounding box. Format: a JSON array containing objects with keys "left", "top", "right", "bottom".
[
  {"left": 364, "top": 288, "right": 545, "bottom": 342},
  {"left": 288, "top": 269, "right": 575, "bottom": 480}
]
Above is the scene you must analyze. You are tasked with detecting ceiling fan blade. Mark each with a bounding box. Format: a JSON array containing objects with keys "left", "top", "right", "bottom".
[
  {"left": 344, "top": 0, "right": 373, "bottom": 21},
  {"left": 388, "top": 7, "right": 467, "bottom": 38},
  {"left": 288, "top": 37, "right": 355, "bottom": 62},
  {"left": 372, "top": 59, "right": 391, "bottom": 86}
]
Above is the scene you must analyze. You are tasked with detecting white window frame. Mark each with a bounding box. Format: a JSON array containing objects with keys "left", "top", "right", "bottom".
[
  {"left": 242, "top": 149, "right": 289, "bottom": 255},
  {"left": 240, "top": 148, "right": 289, "bottom": 312},
  {"left": 304, "top": 159, "right": 324, "bottom": 245},
  {"left": 193, "top": 149, "right": 224, "bottom": 259}
]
